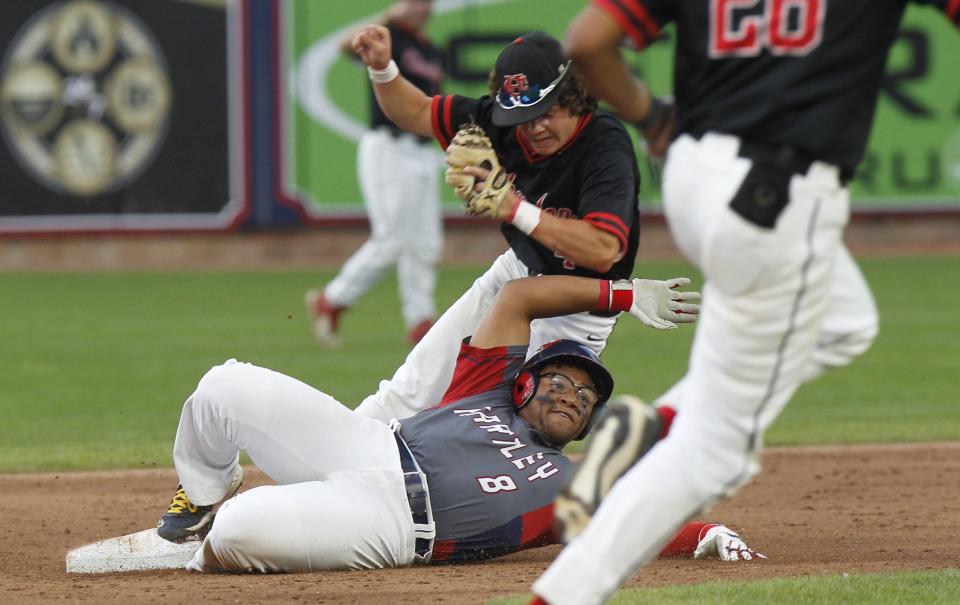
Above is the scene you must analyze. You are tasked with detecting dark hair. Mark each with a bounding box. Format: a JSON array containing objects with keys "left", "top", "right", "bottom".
[{"left": 487, "top": 69, "right": 597, "bottom": 118}]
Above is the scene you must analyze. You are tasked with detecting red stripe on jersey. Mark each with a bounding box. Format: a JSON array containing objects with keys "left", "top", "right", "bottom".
[
  {"left": 431, "top": 95, "right": 449, "bottom": 148},
  {"left": 592, "top": 0, "right": 657, "bottom": 49},
  {"left": 520, "top": 503, "right": 557, "bottom": 547},
  {"left": 582, "top": 211, "right": 629, "bottom": 236},
  {"left": 515, "top": 113, "right": 594, "bottom": 165},
  {"left": 621, "top": 0, "right": 660, "bottom": 39},
  {"left": 515, "top": 126, "right": 536, "bottom": 163},
  {"left": 443, "top": 95, "right": 454, "bottom": 139},
  {"left": 948, "top": 0, "right": 960, "bottom": 22},
  {"left": 438, "top": 343, "right": 513, "bottom": 407},
  {"left": 583, "top": 212, "right": 629, "bottom": 250}
]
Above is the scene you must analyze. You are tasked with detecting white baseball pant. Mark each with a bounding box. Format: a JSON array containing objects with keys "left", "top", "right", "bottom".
[
  {"left": 656, "top": 233, "right": 878, "bottom": 406},
  {"left": 324, "top": 128, "right": 442, "bottom": 328},
  {"left": 172, "top": 359, "right": 423, "bottom": 572},
  {"left": 354, "top": 248, "right": 619, "bottom": 424},
  {"left": 535, "top": 132, "right": 855, "bottom": 604}
]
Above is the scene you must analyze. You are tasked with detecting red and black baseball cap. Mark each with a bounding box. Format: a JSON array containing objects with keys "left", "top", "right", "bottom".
[{"left": 491, "top": 32, "right": 572, "bottom": 127}]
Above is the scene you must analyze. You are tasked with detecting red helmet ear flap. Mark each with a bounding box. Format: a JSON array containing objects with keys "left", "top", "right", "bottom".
[{"left": 512, "top": 369, "right": 538, "bottom": 408}]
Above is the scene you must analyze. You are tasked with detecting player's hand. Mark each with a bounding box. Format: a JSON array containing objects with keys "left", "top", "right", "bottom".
[
  {"left": 639, "top": 97, "right": 676, "bottom": 161},
  {"left": 694, "top": 524, "right": 767, "bottom": 561},
  {"left": 460, "top": 165, "right": 517, "bottom": 220},
  {"left": 352, "top": 24, "right": 392, "bottom": 70},
  {"left": 629, "top": 277, "right": 700, "bottom": 330}
]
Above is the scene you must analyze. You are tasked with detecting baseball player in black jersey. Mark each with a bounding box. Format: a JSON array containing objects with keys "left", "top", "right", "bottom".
[
  {"left": 529, "top": 2, "right": 960, "bottom": 604},
  {"left": 347, "top": 28, "right": 680, "bottom": 426},
  {"left": 151, "top": 272, "right": 757, "bottom": 572},
  {"left": 306, "top": 0, "right": 444, "bottom": 347}
]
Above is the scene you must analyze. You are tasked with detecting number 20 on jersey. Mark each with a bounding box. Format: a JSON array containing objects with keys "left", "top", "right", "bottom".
[{"left": 709, "top": 0, "right": 826, "bottom": 57}]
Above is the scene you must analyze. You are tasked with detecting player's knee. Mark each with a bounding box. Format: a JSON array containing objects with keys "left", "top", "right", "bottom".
[
  {"left": 810, "top": 320, "right": 879, "bottom": 378},
  {"left": 368, "top": 234, "right": 403, "bottom": 258},
  {"left": 194, "top": 360, "right": 255, "bottom": 411}
]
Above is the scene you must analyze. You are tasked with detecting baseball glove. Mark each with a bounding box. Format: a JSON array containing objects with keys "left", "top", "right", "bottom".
[{"left": 444, "top": 124, "right": 513, "bottom": 218}]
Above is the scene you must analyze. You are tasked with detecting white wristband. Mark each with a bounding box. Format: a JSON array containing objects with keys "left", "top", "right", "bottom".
[
  {"left": 367, "top": 59, "right": 399, "bottom": 84},
  {"left": 510, "top": 200, "right": 541, "bottom": 235}
]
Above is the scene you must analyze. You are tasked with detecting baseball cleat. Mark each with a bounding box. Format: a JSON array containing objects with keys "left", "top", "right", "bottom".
[
  {"left": 554, "top": 395, "right": 663, "bottom": 543},
  {"left": 304, "top": 289, "right": 344, "bottom": 347},
  {"left": 157, "top": 466, "right": 243, "bottom": 543}
]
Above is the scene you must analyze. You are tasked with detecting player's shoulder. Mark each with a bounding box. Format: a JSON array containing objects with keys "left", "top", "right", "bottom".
[
  {"left": 584, "top": 110, "right": 632, "bottom": 141},
  {"left": 578, "top": 110, "right": 636, "bottom": 155}
]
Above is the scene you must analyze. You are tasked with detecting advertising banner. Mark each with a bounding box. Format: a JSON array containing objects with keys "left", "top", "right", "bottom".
[{"left": 0, "top": 0, "right": 246, "bottom": 233}]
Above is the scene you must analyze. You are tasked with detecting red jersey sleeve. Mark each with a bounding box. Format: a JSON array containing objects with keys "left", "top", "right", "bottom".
[
  {"left": 921, "top": 0, "right": 960, "bottom": 26},
  {"left": 437, "top": 340, "right": 527, "bottom": 407},
  {"left": 592, "top": 0, "right": 672, "bottom": 50},
  {"left": 658, "top": 521, "right": 715, "bottom": 558},
  {"left": 430, "top": 94, "right": 484, "bottom": 149}
]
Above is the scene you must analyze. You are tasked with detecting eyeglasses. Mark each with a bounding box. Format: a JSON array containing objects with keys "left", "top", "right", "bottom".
[
  {"left": 496, "top": 60, "right": 571, "bottom": 110},
  {"left": 540, "top": 371, "right": 599, "bottom": 407}
]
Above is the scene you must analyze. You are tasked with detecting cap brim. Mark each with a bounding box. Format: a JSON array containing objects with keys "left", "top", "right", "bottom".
[{"left": 491, "top": 85, "right": 563, "bottom": 127}]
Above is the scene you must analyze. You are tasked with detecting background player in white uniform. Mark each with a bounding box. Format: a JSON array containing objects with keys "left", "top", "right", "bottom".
[
  {"left": 306, "top": 0, "right": 443, "bottom": 347},
  {"left": 530, "top": 2, "right": 960, "bottom": 604},
  {"left": 154, "top": 273, "right": 726, "bottom": 571},
  {"left": 347, "top": 28, "right": 677, "bottom": 425}
]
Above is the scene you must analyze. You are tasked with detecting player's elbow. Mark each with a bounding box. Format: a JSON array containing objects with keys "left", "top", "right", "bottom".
[
  {"left": 560, "top": 249, "right": 617, "bottom": 274},
  {"left": 586, "top": 255, "right": 616, "bottom": 274},
  {"left": 564, "top": 33, "right": 599, "bottom": 66},
  {"left": 379, "top": 96, "right": 433, "bottom": 138},
  {"left": 571, "top": 235, "right": 623, "bottom": 274},
  {"left": 592, "top": 258, "right": 616, "bottom": 274},
  {"left": 494, "top": 279, "right": 536, "bottom": 319}
]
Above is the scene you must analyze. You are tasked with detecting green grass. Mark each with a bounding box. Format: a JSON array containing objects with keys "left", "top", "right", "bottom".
[
  {"left": 1, "top": 256, "right": 958, "bottom": 472},
  {"left": 491, "top": 569, "right": 960, "bottom": 605}
]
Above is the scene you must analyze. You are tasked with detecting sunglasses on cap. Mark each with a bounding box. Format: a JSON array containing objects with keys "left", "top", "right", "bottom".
[{"left": 496, "top": 60, "right": 571, "bottom": 110}]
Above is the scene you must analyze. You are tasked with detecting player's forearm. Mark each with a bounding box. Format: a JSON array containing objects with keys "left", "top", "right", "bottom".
[
  {"left": 372, "top": 78, "right": 434, "bottom": 137},
  {"left": 531, "top": 215, "right": 622, "bottom": 273},
  {"left": 565, "top": 5, "right": 655, "bottom": 124},
  {"left": 470, "top": 276, "right": 611, "bottom": 348}
]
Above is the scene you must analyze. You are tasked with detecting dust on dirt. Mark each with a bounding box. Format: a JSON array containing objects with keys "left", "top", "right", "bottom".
[{"left": 2, "top": 442, "right": 958, "bottom": 604}]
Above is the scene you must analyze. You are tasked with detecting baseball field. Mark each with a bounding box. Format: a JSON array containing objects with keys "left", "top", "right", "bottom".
[{"left": 1, "top": 248, "right": 959, "bottom": 603}]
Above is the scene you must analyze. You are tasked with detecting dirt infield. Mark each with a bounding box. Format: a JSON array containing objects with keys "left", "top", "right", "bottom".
[{"left": 2, "top": 442, "right": 957, "bottom": 604}]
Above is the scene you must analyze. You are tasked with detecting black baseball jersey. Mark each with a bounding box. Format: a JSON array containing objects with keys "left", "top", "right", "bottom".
[
  {"left": 430, "top": 96, "right": 640, "bottom": 280},
  {"left": 594, "top": 0, "right": 960, "bottom": 173},
  {"left": 398, "top": 340, "right": 573, "bottom": 562},
  {"left": 370, "top": 22, "right": 443, "bottom": 130}
]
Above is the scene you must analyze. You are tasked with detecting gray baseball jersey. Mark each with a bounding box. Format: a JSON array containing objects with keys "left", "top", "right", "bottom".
[{"left": 398, "top": 340, "right": 573, "bottom": 563}]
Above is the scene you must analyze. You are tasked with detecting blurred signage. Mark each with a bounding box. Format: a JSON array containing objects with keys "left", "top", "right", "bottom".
[{"left": 0, "top": 0, "right": 245, "bottom": 233}]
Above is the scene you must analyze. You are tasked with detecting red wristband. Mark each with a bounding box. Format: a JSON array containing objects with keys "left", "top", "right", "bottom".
[
  {"left": 610, "top": 280, "right": 633, "bottom": 312},
  {"left": 597, "top": 280, "right": 634, "bottom": 312},
  {"left": 596, "top": 280, "right": 610, "bottom": 311}
]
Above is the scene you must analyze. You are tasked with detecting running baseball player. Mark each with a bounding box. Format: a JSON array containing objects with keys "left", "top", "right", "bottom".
[
  {"left": 155, "top": 272, "right": 764, "bottom": 571},
  {"left": 530, "top": 3, "right": 960, "bottom": 604},
  {"left": 306, "top": 0, "right": 443, "bottom": 347},
  {"left": 347, "top": 29, "right": 664, "bottom": 426}
]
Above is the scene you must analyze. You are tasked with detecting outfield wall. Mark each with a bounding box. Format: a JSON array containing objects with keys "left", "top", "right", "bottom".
[{"left": 1, "top": 0, "right": 958, "bottom": 236}]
